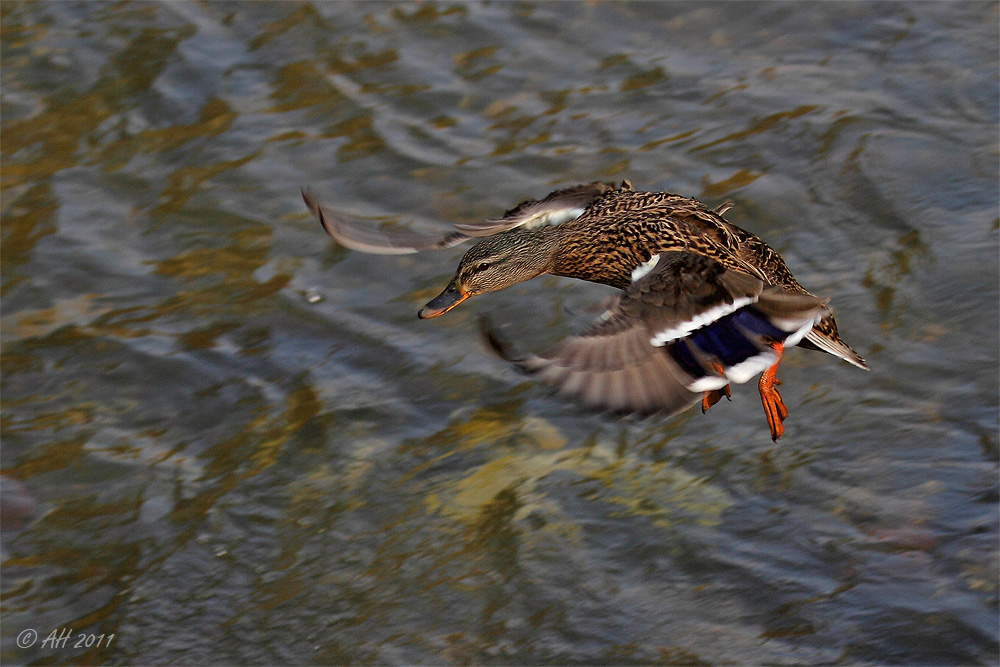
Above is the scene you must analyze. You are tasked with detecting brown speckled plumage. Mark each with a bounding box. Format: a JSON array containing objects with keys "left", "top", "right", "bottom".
[
  {"left": 551, "top": 188, "right": 785, "bottom": 288},
  {"left": 485, "top": 185, "right": 865, "bottom": 369},
  {"left": 305, "top": 180, "right": 868, "bottom": 439}
]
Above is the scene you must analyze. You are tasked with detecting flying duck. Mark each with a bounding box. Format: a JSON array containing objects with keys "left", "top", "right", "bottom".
[{"left": 302, "top": 180, "right": 868, "bottom": 440}]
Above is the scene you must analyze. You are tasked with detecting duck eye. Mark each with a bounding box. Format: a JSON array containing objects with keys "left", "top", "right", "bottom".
[{"left": 475, "top": 261, "right": 492, "bottom": 272}]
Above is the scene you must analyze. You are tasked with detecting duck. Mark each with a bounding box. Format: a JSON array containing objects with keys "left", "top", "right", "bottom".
[{"left": 302, "top": 180, "right": 868, "bottom": 440}]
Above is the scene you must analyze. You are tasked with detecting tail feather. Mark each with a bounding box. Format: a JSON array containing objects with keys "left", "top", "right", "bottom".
[{"left": 804, "top": 314, "right": 869, "bottom": 370}]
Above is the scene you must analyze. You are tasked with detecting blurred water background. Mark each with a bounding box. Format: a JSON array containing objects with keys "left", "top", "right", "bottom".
[{"left": 2, "top": 1, "right": 997, "bottom": 664}]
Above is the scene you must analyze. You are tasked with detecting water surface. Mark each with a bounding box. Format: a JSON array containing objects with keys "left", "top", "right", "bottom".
[{"left": 2, "top": 2, "right": 997, "bottom": 664}]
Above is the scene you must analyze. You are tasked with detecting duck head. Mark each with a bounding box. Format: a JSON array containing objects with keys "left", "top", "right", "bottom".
[{"left": 419, "top": 230, "right": 557, "bottom": 318}]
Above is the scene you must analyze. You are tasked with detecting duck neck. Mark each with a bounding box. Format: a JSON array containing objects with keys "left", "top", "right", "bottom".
[
  {"left": 546, "top": 224, "right": 634, "bottom": 289},
  {"left": 516, "top": 226, "right": 565, "bottom": 279}
]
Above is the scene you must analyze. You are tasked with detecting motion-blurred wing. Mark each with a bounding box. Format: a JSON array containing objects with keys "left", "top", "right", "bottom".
[
  {"left": 482, "top": 315, "right": 704, "bottom": 415},
  {"left": 481, "top": 251, "right": 828, "bottom": 416},
  {"left": 453, "top": 181, "right": 617, "bottom": 237},
  {"left": 303, "top": 190, "right": 469, "bottom": 255}
]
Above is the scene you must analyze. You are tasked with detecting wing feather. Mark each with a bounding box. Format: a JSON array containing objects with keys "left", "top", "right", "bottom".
[
  {"left": 453, "top": 182, "right": 616, "bottom": 237},
  {"left": 303, "top": 190, "right": 468, "bottom": 254},
  {"left": 479, "top": 251, "right": 828, "bottom": 417}
]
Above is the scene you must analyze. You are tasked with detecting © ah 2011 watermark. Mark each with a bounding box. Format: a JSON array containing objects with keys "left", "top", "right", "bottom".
[{"left": 16, "top": 628, "right": 114, "bottom": 650}]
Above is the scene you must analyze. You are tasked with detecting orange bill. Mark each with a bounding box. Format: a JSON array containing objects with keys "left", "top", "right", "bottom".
[{"left": 418, "top": 280, "right": 470, "bottom": 319}]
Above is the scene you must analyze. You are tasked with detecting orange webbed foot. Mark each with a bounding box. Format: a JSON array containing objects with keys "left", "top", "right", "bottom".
[
  {"left": 702, "top": 361, "right": 731, "bottom": 414},
  {"left": 701, "top": 385, "right": 731, "bottom": 413},
  {"left": 758, "top": 343, "right": 787, "bottom": 441}
]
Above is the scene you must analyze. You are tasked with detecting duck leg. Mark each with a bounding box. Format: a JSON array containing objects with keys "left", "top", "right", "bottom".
[
  {"left": 701, "top": 360, "right": 731, "bottom": 413},
  {"left": 701, "top": 386, "right": 731, "bottom": 412},
  {"left": 758, "top": 342, "right": 788, "bottom": 441}
]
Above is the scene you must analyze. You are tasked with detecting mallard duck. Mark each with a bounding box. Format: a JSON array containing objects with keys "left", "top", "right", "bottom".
[{"left": 302, "top": 181, "right": 868, "bottom": 440}]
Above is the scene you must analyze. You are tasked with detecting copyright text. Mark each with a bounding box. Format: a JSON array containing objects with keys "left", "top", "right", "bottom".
[{"left": 16, "top": 628, "right": 114, "bottom": 650}]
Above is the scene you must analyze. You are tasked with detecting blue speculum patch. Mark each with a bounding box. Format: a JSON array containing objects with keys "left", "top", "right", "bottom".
[{"left": 667, "top": 306, "right": 785, "bottom": 376}]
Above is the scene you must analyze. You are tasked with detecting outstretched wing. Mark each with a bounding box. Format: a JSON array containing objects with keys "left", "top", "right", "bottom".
[
  {"left": 482, "top": 313, "right": 703, "bottom": 415},
  {"left": 452, "top": 181, "right": 618, "bottom": 237},
  {"left": 303, "top": 181, "right": 619, "bottom": 253},
  {"left": 481, "top": 251, "right": 827, "bottom": 416},
  {"left": 302, "top": 190, "right": 468, "bottom": 255}
]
